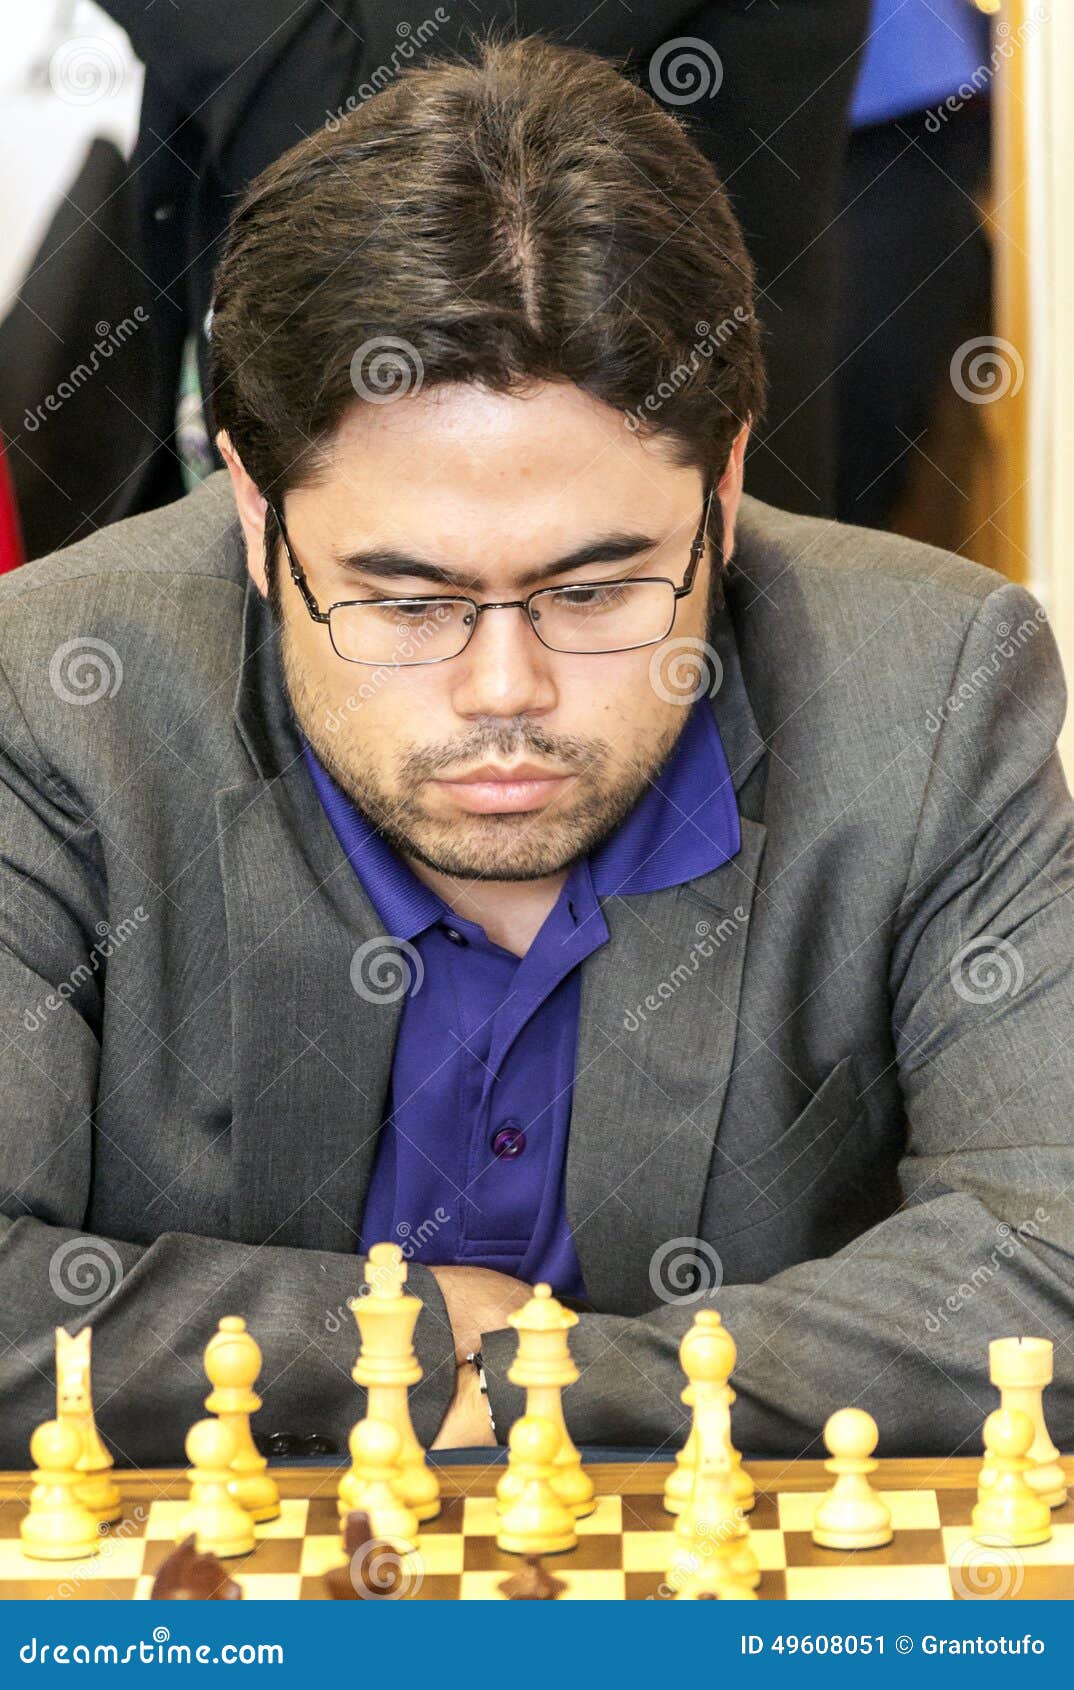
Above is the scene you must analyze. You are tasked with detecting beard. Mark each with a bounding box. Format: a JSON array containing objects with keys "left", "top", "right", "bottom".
[{"left": 279, "top": 623, "right": 689, "bottom": 884}]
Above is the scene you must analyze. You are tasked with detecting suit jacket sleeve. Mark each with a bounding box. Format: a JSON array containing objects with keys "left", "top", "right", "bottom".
[
  {"left": 0, "top": 656, "right": 454, "bottom": 1465},
  {"left": 482, "top": 579, "right": 1074, "bottom": 1455}
]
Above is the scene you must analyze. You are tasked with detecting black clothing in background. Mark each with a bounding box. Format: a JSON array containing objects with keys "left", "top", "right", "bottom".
[
  {"left": 833, "top": 99, "right": 992, "bottom": 530},
  {"left": 3, "top": 0, "right": 868, "bottom": 560}
]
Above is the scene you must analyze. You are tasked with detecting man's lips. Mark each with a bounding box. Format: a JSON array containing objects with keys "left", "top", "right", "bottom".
[{"left": 430, "top": 762, "right": 575, "bottom": 813}]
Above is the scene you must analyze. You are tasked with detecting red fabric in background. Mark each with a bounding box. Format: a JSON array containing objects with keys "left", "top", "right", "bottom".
[{"left": 0, "top": 440, "right": 24, "bottom": 573}]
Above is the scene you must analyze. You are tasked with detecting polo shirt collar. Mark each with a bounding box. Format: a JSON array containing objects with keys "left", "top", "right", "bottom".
[{"left": 300, "top": 696, "right": 739, "bottom": 940}]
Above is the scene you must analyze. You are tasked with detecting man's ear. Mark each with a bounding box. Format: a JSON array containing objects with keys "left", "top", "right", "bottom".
[
  {"left": 216, "top": 429, "right": 269, "bottom": 595},
  {"left": 716, "top": 419, "right": 750, "bottom": 565}
]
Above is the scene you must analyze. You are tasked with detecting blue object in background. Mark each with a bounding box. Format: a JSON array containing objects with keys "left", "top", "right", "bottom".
[{"left": 850, "top": 0, "right": 993, "bottom": 128}]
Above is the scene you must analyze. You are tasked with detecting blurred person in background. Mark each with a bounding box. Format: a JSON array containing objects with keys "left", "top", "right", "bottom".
[
  {"left": 834, "top": 0, "right": 995, "bottom": 537},
  {"left": 0, "top": 0, "right": 868, "bottom": 560}
]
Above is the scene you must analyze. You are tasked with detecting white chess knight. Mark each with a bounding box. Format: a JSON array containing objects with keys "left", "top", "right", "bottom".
[{"left": 811, "top": 1408, "right": 893, "bottom": 1550}]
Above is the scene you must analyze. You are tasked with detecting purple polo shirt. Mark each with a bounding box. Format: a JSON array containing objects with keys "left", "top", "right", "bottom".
[{"left": 300, "top": 699, "right": 740, "bottom": 1298}]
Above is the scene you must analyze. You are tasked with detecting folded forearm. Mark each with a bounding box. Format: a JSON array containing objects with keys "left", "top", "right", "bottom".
[
  {"left": 482, "top": 1190, "right": 1074, "bottom": 1456},
  {"left": 0, "top": 1218, "right": 456, "bottom": 1467}
]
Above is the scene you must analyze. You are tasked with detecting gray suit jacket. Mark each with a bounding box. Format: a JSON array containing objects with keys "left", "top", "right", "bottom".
[{"left": 1, "top": 470, "right": 1072, "bottom": 1467}]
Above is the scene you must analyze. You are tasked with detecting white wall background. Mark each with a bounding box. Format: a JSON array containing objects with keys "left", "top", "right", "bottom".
[{"left": 1022, "top": 4, "right": 1074, "bottom": 776}]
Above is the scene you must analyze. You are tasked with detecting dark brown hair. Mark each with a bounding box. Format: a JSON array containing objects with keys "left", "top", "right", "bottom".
[{"left": 209, "top": 32, "right": 766, "bottom": 568}]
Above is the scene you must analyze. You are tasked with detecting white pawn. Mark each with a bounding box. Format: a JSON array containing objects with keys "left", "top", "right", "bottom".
[
  {"left": 20, "top": 1421, "right": 102, "bottom": 1561},
  {"left": 497, "top": 1418, "right": 577, "bottom": 1557},
  {"left": 812, "top": 1409, "right": 893, "bottom": 1550},
  {"left": 204, "top": 1316, "right": 280, "bottom": 1523},
  {"left": 338, "top": 1420, "right": 419, "bottom": 1548},
  {"left": 176, "top": 1419, "right": 256, "bottom": 1558},
  {"left": 972, "top": 1408, "right": 1052, "bottom": 1547}
]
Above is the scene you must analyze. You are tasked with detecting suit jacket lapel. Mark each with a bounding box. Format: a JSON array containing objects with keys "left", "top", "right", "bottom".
[
  {"left": 566, "top": 588, "right": 769, "bottom": 1310},
  {"left": 219, "top": 581, "right": 400, "bottom": 1248}
]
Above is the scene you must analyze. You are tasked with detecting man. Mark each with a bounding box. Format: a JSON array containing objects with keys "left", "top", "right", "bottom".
[{"left": 1, "top": 36, "right": 1072, "bottom": 1469}]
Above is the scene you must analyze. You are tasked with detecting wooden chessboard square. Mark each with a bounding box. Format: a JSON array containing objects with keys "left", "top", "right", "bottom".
[
  {"left": 297, "top": 1532, "right": 450, "bottom": 1583},
  {"left": 298, "top": 1534, "right": 345, "bottom": 1578},
  {"left": 306, "top": 1496, "right": 342, "bottom": 1535},
  {"left": 622, "top": 1567, "right": 787, "bottom": 1601},
  {"left": 296, "top": 1570, "right": 465, "bottom": 1601},
  {"left": 777, "top": 1489, "right": 940, "bottom": 1534},
  {"left": 134, "top": 1572, "right": 300, "bottom": 1601},
  {"left": 942, "top": 1522, "right": 1074, "bottom": 1567},
  {"left": 142, "top": 1500, "right": 192, "bottom": 1540},
  {"left": 412, "top": 1535, "right": 466, "bottom": 1577},
  {"left": 463, "top": 1533, "right": 622, "bottom": 1573},
  {"left": 934, "top": 1488, "right": 980, "bottom": 1526},
  {"left": 786, "top": 1564, "right": 954, "bottom": 1600},
  {"left": 622, "top": 1527, "right": 786, "bottom": 1574},
  {"left": 745, "top": 1492, "right": 780, "bottom": 1531},
  {"left": 936, "top": 1489, "right": 1074, "bottom": 1527},
  {"left": 937, "top": 1488, "right": 1074, "bottom": 1527},
  {"left": 782, "top": 1529, "right": 945, "bottom": 1569},
  {"left": 252, "top": 1500, "right": 309, "bottom": 1540},
  {"left": 621, "top": 1493, "right": 670, "bottom": 1532},
  {"left": 10, "top": 1577, "right": 139, "bottom": 1600},
  {"left": 461, "top": 1495, "right": 621, "bottom": 1537},
  {"left": 419, "top": 1497, "right": 466, "bottom": 1534},
  {"left": 0, "top": 1534, "right": 147, "bottom": 1588},
  {"left": 139, "top": 1534, "right": 303, "bottom": 1576},
  {"left": 143, "top": 1497, "right": 307, "bottom": 1544},
  {"left": 460, "top": 1569, "right": 626, "bottom": 1601},
  {"left": 949, "top": 1565, "right": 1074, "bottom": 1601},
  {"left": 0, "top": 1499, "right": 27, "bottom": 1537}
]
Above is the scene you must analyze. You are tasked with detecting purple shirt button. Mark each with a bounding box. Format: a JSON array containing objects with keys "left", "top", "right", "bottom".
[{"left": 490, "top": 1124, "right": 526, "bottom": 1159}]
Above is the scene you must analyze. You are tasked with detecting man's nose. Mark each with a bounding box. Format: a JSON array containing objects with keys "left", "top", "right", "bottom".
[{"left": 449, "top": 601, "right": 557, "bottom": 718}]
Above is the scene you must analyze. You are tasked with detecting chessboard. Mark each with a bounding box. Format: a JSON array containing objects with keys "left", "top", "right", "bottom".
[{"left": 1, "top": 1457, "right": 1072, "bottom": 1601}]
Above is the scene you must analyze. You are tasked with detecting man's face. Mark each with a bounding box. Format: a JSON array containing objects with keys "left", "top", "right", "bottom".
[{"left": 231, "top": 381, "right": 745, "bottom": 885}]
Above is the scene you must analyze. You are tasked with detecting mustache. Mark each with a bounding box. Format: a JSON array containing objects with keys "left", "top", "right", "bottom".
[{"left": 398, "top": 727, "right": 605, "bottom": 782}]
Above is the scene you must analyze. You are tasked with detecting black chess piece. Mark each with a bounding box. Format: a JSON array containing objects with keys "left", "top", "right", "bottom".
[
  {"left": 498, "top": 1554, "right": 565, "bottom": 1600},
  {"left": 325, "top": 1510, "right": 407, "bottom": 1600},
  {"left": 151, "top": 1534, "right": 243, "bottom": 1599}
]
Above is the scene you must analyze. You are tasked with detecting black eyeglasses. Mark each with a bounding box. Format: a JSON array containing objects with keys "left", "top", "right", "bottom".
[{"left": 267, "top": 481, "right": 714, "bottom": 667}]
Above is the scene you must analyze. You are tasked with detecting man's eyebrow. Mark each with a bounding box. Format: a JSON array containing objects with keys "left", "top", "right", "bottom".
[{"left": 328, "top": 529, "right": 664, "bottom": 592}]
